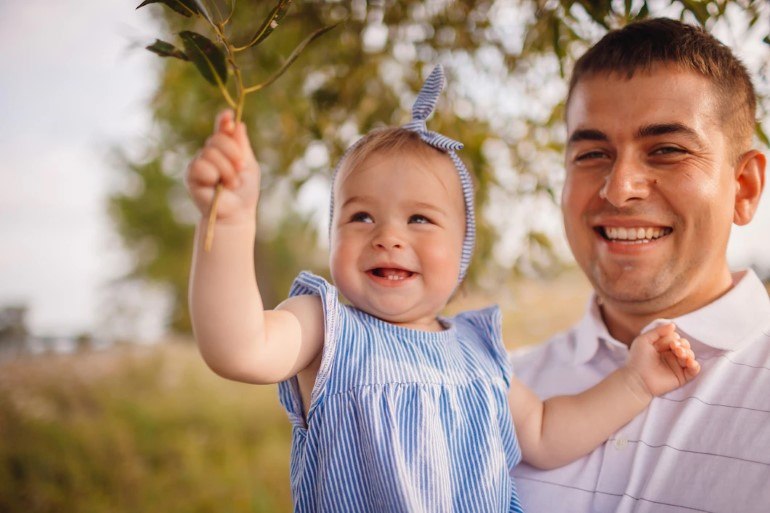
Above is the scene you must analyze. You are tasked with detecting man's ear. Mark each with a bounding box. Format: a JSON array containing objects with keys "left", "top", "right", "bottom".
[{"left": 734, "top": 149, "right": 766, "bottom": 226}]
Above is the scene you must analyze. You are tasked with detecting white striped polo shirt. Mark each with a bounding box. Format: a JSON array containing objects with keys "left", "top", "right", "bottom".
[{"left": 511, "top": 269, "right": 770, "bottom": 513}]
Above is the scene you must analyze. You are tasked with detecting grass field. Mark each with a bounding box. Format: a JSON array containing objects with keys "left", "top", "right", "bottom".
[{"left": 0, "top": 271, "right": 592, "bottom": 513}]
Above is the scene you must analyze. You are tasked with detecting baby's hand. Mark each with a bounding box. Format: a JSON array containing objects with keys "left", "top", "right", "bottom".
[
  {"left": 185, "top": 110, "right": 260, "bottom": 224},
  {"left": 626, "top": 323, "right": 701, "bottom": 399}
]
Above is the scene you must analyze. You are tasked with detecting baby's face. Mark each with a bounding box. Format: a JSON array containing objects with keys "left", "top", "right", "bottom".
[{"left": 329, "top": 149, "right": 466, "bottom": 331}]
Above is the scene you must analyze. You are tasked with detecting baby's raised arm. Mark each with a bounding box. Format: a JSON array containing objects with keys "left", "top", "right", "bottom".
[
  {"left": 187, "top": 111, "right": 324, "bottom": 384},
  {"left": 509, "top": 323, "right": 699, "bottom": 469}
]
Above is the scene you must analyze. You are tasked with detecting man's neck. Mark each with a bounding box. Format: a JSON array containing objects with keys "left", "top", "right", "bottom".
[
  {"left": 598, "top": 305, "right": 654, "bottom": 346},
  {"left": 599, "top": 272, "right": 737, "bottom": 346}
]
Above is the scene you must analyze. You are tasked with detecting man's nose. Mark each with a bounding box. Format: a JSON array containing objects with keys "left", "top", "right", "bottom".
[
  {"left": 372, "top": 224, "right": 404, "bottom": 250},
  {"left": 599, "top": 153, "right": 652, "bottom": 206}
]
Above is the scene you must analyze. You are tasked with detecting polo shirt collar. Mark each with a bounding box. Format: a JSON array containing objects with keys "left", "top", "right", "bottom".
[
  {"left": 572, "top": 269, "right": 770, "bottom": 364},
  {"left": 668, "top": 270, "right": 770, "bottom": 351}
]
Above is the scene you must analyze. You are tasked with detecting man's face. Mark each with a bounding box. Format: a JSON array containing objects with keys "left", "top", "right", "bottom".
[{"left": 562, "top": 66, "right": 739, "bottom": 318}]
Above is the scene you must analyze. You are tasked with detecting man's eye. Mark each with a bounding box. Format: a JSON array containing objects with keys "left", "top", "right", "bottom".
[
  {"left": 350, "top": 212, "right": 373, "bottom": 223},
  {"left": 408, "top": 214, "right": 431, "bottom": 224},
  {"left": 575, "top": 150, "right": 607, "bottom": 161},
  {"left": 652, "top": 146, "right": 686, "bottom": 156}
]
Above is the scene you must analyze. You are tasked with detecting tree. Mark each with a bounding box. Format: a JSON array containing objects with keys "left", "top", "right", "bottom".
[{"left": 110, "top": 0, "right": 770, "bottom": 333}]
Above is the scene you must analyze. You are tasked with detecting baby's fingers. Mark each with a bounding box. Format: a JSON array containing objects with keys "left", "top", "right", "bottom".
[
  {"left": 673, "top": 337, "right": 699, "bottom": 374},
  {"left": 636, "top": 323, "right": 676, "bottom": 348},
  {"left": 652, "top": 331, "right": 681, "bottom": 353},
  {"left": 671, "top": 337, "right": 691, "bottom": 359},
  {"left": 214, "top": 110, "right": 255, "bottom": 163},
  {"left": 684, "top": 356, "right": 701, "bottom": 380},
  {"left": 215, "top": 109, "right": 236, "bottom": 135},
  {"left": 200, "top": 144, "right": 240, "bottom": 189},
  {"left": 187, "top": 156, "right": 221, "bottom": 188}
]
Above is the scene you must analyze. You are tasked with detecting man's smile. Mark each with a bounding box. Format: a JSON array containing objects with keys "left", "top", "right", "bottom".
[{"left": 596, "top": 226, "right": 673, "bottom": 243}]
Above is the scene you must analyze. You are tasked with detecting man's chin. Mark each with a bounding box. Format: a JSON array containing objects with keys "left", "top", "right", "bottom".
[{"left": 591, "top": 269, "right": 672, "bottom": 305}]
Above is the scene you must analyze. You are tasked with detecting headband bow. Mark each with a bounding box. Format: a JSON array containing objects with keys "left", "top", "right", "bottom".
[
  {"left": 402, "top": 65, "right": 476, "bottom": 282},
  {"left": 403, "top": 66, "right": 464, "bottom": 153}
]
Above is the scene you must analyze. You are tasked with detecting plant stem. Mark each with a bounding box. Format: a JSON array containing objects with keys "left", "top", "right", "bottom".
[
  {"left": 204, "top": 183, "right": 224, "bottom": 251},
  {"left": 204, "top": 21, "right": 247, "bottom": 252}
]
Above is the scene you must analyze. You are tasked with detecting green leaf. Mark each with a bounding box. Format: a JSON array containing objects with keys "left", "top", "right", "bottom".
[
  {"left": 624, "top": 0, "right": 633, "bottom": 17},
  {"left": 763, "top": 35, "right": 770, "bottom": 46},
  {"left": 179, "top": 31, "right": 228, "bottom": 87},
  {"left": 146, "top": 39, "right": 189, "bottom": 61},
  {"left": 529, "top": 231, "right": 553, "bottom": 250},
  {"left": 240, "top": 0, "right": 293, "bottom": 50},
  {"left": 136, "top": 0, "right": 200, "bottom": 17},
  {"left": 190, "top": 0, "right": 216, "bottom": 25},
  {"left": 550, "top": 17, "right": 566, "bottom": 77},
  {"left": 680, "top": 0, "right": 710, "bottom": 26},
  {"left": 243, "top": 23, "right": 337, "bottom": 94},
  {"left": 757, "top": 122, "right": 770, "bottom": 148},
  {"left": 575, "top": 0, "right": 611, "bottom": 29}
]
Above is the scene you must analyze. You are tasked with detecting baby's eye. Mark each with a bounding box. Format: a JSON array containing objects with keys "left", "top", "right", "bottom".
[
  {"left": 408, "top": 214, "right": 431, "bottom": 224},
  {"left": 350, "top": 212, "right": 373, "bottom": 223}
]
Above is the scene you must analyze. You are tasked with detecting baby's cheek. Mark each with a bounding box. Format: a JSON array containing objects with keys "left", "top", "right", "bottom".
[{"left": 425, "top": 244, "right": 462, "bottom": 281}]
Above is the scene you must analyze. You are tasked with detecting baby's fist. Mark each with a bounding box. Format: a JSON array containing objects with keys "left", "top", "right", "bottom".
[{"left": 186, "top": 110, "right": 260, "bottom": 224}]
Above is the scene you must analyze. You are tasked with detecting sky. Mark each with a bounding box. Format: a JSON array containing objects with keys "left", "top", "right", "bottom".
[
  {"left": 0, "top": 0, "right": 161, "bottom": 340},
  {"left": 0, "top": 1, "right": 769, "bottom": 342}
]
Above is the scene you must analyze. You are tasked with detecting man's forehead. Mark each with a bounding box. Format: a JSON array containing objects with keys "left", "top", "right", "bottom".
[
  {"left": 566, "top": 66, "right": 720, "bottom": 130},
  {"left": 568, "top": 64, "right": 715, "bottom": 104}
]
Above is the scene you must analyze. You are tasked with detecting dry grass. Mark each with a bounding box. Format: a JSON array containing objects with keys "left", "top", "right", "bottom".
[
  {"left": 0, "top": 343, "right": 292, "bottom": 513},
  {"left": 448, "top": 268, "right": 593, "bottom": 348}
]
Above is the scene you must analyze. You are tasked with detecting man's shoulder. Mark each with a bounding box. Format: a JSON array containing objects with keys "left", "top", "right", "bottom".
[{"left": 510, "top": 328, "right": 575, "bottom": 364}]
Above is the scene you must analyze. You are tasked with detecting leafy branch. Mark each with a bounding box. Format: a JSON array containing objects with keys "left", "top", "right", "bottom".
[{"left": 138, "top": 0, "right": 336, "bottom": 251}]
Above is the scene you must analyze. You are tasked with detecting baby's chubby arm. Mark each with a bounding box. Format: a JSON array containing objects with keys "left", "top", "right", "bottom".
[
  {"left": 509, "top": 323, "right": 700, "bottom": 469},
  {"left": 187, "top": 110, "right": 324, "bottom": 384}
]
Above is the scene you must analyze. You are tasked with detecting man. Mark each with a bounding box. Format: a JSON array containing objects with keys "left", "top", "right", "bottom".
[{"left": 511, "top": 18, "right": 768, "bottom": 513}]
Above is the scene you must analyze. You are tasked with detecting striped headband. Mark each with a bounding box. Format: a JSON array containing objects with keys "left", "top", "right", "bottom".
[{"left": 329, "top": 65, "right": 475, "bottom": 282}]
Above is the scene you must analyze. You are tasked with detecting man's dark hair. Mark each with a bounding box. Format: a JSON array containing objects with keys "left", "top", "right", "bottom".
[{"left": 568, "top": 18, "right": 756, "bottom": 152}]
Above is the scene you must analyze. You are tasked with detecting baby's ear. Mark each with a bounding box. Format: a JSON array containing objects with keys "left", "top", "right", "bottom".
[{"left": 733, "top": 149, "right": 765, "bottom": 226}]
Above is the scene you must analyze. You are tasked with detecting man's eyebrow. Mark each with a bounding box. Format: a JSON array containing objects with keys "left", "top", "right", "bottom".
[
  {"left": 567, "top": 129, "right": 608, "bottom": 145},
  {"left": 635, "top": 122, "right": 698, "bottom": 139}
]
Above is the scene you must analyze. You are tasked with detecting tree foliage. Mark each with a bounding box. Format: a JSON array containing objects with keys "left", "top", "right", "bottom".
[{"left": 110, "top": 0, "right": 770, "bottom": 332}]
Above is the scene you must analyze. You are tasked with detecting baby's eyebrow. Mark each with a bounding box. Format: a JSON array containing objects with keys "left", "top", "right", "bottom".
[
  {"left": 411, "top": 201, "right": 448, "bottom": 216},
  {"left": 339, "top": 195, "right": 375, "bottom": 209}
]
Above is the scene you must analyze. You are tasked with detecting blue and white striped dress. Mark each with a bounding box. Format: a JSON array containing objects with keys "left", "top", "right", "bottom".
[{"left": 278, "top": 272, "right": 523, "bottom": 512}]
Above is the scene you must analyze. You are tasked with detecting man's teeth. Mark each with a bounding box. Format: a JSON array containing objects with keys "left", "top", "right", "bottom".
[{"left": 603, "top": 226, "right": 672, "bottom": 242}]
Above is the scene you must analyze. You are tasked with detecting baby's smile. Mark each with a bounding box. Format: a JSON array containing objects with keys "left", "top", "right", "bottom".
[{"left": 367, "top": 267, "right": 415, "bottom": 282}]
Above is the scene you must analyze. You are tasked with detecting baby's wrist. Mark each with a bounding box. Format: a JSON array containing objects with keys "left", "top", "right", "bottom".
[
  {"left": 198, "top": 212, "right": 257, "bottom": 241},
  {"left": 618, "top": 367, "right": 654, "bottom": 406}
]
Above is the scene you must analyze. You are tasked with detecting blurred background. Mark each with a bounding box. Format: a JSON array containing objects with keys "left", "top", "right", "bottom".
[{"left": 1, "top": 1, "right": 769, "bottom": 511}]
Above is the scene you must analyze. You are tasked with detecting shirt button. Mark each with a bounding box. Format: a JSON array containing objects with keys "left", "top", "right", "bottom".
[{"left": 614, "top": 437, "right": 628, "bottom": 450}]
